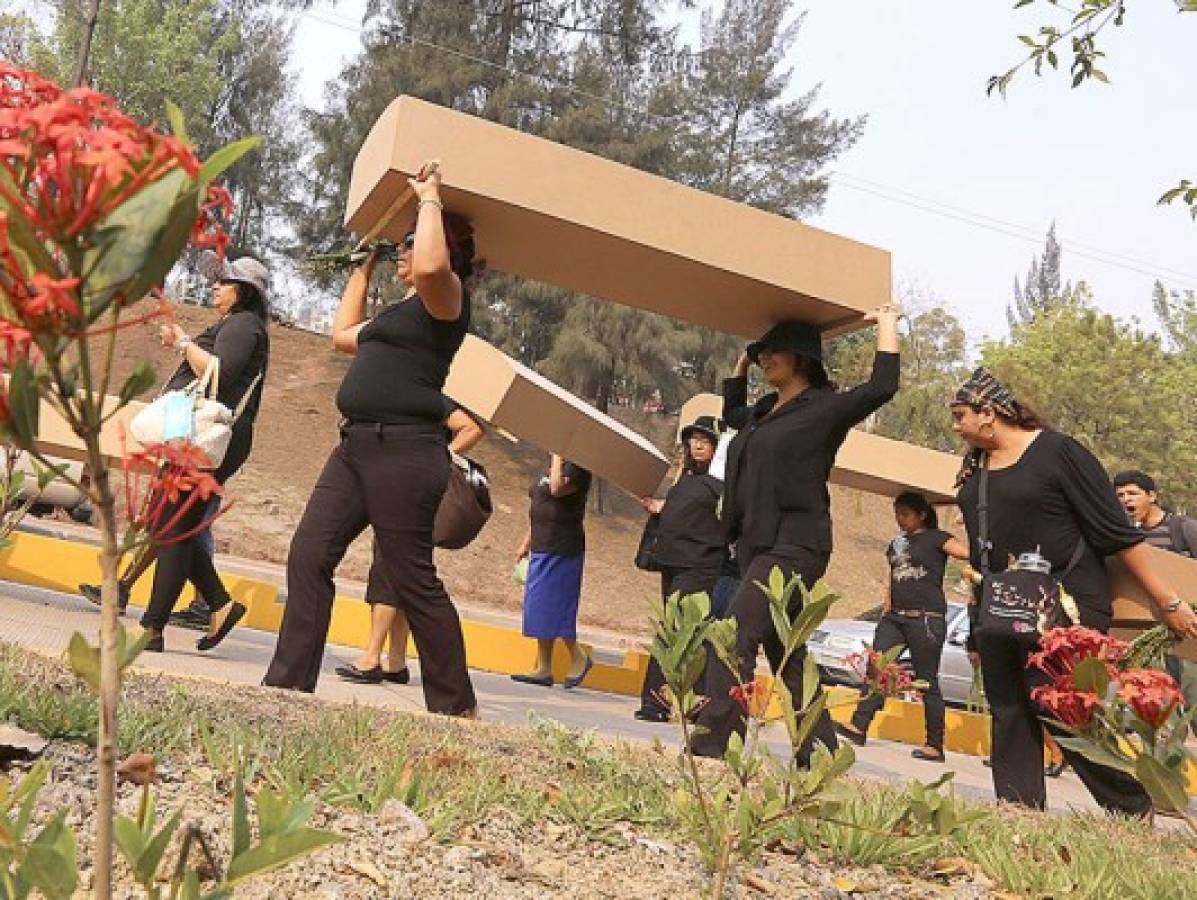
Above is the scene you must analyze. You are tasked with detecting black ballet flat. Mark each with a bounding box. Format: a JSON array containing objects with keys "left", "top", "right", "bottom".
[
  {"left": 633, "top": 707, "right": 670, "bottom": 723},
  {"left": 834, "top": 722, "right": 867, "bottom": 747},
  {"left": 911, "top": 747, "right": 946, "bottom": 763},
  {"left": 335, "top": 663, "right": 384, "bottom": 684},
  {"left": 510, "top": 672, "right": 554, "bottom": 687},
  {"left": 382, "top": 667, "right": 410, "bottom": 685},
  {"left": 196, "top": 602, "right": 246, "bottom": 652}
]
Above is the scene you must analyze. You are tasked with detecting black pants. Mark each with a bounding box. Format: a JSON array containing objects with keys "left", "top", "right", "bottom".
[
  {"left": 638, "top": 566, "right": 720, "bottom": 715},
  {"left": 977, "top": 607, "right": 1150, "bottom": 815},
  {"left": 691, "top": 546, "right": 838, "bottom": 765},
  {"left": 264, "top": 422, "right": 476, "bottom": 715},
  {"left": 850, "top": 611, "right": 946, "bottom": 749},
  {"left": 140, "top": 423, "right": 252, "bottom": 632}
]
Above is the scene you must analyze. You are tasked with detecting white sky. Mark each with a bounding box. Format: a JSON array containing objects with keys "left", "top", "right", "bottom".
[{"left": 292, "top": 1, "right": 1197, "bottom": 343}]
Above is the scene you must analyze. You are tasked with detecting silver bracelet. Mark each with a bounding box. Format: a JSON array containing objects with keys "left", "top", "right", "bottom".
[
  {"left": 418, "top": 198, "right": 444, "bottom": 212},
  {"left": 1163, "top": 597, "right": 1184, "bottom": 614}
]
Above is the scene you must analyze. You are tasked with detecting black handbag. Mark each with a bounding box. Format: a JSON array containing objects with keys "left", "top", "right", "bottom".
[
  {"left": 433, "top": 454, "right": 493, "bottom": 550},
  {"left": 973, "top": 459, "right": 1083, "bottom": 648},
  {"left": 634, "top": 513, "right": 663, "bottom": 572}
]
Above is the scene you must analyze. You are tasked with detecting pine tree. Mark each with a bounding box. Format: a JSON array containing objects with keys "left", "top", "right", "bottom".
[{"left": 1008, "top": 222, "right": 1074, "bottom": 327}]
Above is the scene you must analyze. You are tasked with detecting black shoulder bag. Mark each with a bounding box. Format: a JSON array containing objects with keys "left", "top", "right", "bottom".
[
  {"left": 634, "top": 514, "right": 663, "bottom": 572},
  {"left": 433, "top": 454, "right": 493, "bottom": 550},
  {"left": 973, "top": 459, "right": 1085, "bottom": 649}
]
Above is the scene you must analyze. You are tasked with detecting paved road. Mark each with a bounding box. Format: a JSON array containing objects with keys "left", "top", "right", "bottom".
[{"left": 0, "top": 578, "right": 1177, "bottom": 820}]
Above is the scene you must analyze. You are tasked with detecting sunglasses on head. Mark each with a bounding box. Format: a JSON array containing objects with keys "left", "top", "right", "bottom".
[{"left": 400, "top": 232, "right": 415, "bottom": 250}]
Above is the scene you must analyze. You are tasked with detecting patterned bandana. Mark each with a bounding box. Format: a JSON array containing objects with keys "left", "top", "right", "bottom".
[{"left": 951, "top": 367, "right": 1018, "bottom": 419}]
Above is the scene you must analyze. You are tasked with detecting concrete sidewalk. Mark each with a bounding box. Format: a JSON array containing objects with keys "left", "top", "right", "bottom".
[{"left": 0, "top": 577, "right": 1157, "bottom": 821}]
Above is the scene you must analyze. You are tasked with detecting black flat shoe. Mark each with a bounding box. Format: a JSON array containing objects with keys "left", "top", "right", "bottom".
[
  {"left": 382, "top": 667, "right": 410, "bottom": 685},
  {"left": 563, "top": 655, "right": 594, "bottom": 690},
  {"left": 143, "top": 630, "right": 164, "bottom": 653},
  {"left": 510, "top": 672, "right": 554, "bottom": 687},
  {"left": 1045, "top": 760, "right": 1067, "bottom": 778},
  {"left": 834, "top": 722, "right": 867, "bottom": 747},
  {"left": 80, "top": 582, "right": 129, "bottom": 614},
  {"left": 196, "top": 602, "right": 246, "bottom": 652},
  {"left": 912, "top": 747, "right": 946, "bottom": 763},
  {"left": 633, "top": 708, "right": 670, "bottom": 723},
  {"left": 335, "top": 663, "right": 384, "bottom": 684}
]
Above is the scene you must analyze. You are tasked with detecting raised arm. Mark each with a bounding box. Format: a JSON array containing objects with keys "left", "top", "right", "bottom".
[
  {"left": 834, "top": 303, "right": 902, "bottom": 426},
  {"left": 408, "top": 167, "right": 463, "bottom": 322},
  {"left": 722, "top": 351, "right": 752, "bottom": 430},
  {"left": 332, "top": 252, "right": 376, "bottom": 354}
]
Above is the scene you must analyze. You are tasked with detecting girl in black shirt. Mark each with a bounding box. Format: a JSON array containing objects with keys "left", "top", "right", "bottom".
[
  {"left": 838, "top": 492, "right": 968, "bottom": 761},
  {"left": 635, "top": 415, "right": 727, "bottom": 723},
  {"left": 265, "top": 165, "right": 480, "bottom": 716},
  {"left": 691, "top": 304, "right": 902, "bottom": 762},
  {"left": 950, "top": 368, "right": 1197, "bottom": 814}
]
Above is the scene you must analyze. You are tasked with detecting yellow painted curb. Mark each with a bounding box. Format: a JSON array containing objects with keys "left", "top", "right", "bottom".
[{"left": 3, "top": 529, "right": 1194, "bottom": 792}]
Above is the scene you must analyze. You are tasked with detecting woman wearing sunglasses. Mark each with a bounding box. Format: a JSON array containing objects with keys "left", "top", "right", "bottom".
[{"left": 264, "top": 165, "right": 481, "bottom": 718}]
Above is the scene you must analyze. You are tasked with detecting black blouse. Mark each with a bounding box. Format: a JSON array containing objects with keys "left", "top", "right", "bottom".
[
  {"left": 164, "top": 310, "right": 269, "bottom": 425},
  {"left": 887, "top": 528, "right": 953, "bottom": 614},
  {"left": 336, "top": 292, "right": 470, "bottom": 424},
  {"left": 722, "top": 351, "right": 900, "bottom": 557},
  {"left": 653, "top": 470, "right": 725, "bottom": 571},
  {"left": 956, "top": 430, "right": 1143, "bottom": 619},
  {"left": 529, "top": 463, "right": 592, "bottom": 556}
]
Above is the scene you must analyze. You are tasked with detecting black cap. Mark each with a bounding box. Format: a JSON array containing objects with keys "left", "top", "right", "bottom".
[
  {"left": 681, "top": 415, "right": 723, "bottom": 443},
  {"left": 746, "top": 321, "right": 828, "bottom": 387},
  {"left": 1113, "top": 470, "right": 1156, "bottom": 493}
]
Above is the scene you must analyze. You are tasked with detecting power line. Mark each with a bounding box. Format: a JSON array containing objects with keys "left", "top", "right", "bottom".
[{"left": 295, "top": 7, "right": 1197, "bottom": 292}]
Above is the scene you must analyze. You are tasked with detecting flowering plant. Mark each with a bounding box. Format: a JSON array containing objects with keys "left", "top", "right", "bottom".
[
  {"left": 1029, "top": 625, "right": 1195, "bottom": 827},
  {"left": 0, "top": 62, "right": 257, "bottom": 895}
]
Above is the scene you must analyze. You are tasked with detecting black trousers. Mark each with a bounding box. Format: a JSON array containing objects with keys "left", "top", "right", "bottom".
[
  {"left": 264, "top": 423, "right": 476, "bottom": 715},
  {"left": 977, "top": 607, "right": 1150, "bottom": 815},
  {"left": 850, "top": 611, "right": 947, "bottom": 749},
  {"left": 140, "top": 423, "right": 252, "bottom": 631},
  {"left": 638, "top": 566, "right": 720, "bottom": 715},
  {"left": 690, "top": 546, "right": 838, "bottom": 765}
]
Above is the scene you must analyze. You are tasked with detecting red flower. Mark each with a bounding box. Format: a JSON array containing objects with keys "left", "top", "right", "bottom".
[
  {"left": 848, "top": 647, "right": 914, "bottom": 697},
  {"left": 1117, "top": 668, "right": 1183, "bottom": 728},
  {"left": 1031, "top": 677, "right": 1101, "bottom": 729},
  {"left": 730, "top": 676, "right": 771, "bottom": 717},
  {"left": 122, "top": 440, "right": 225, "bottom": 546},
  {"left": 24, "top": 272, "right": 80, "bottom": 321},
  {"left": 1029, "top": 626, "right": 1129, "bottom": 683}
]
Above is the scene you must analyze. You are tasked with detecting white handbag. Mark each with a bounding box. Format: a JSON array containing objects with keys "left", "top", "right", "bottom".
[{"left": 130, "top": 357, "right": 261, "bottom": 469}]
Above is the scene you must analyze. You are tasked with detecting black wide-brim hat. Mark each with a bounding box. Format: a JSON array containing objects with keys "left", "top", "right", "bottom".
[
  {"left": 746, "top": 320, "right": 828, "bottom": 387},
  {"left": 681, "top": 415, "right": 723, "bottom": 443}
]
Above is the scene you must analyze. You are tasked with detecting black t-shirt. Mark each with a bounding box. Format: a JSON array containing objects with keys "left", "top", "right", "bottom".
[
  {"left": 887, "top": 528, "right": 953, "bottom": 613},
  {"left": 336, "top": 292, "right": 470, "bottom": 424},
  {"left": 956, "top": 430, "right": 1143, "bottom": 620},
  {"left": 654, "top": 470, "right": 724, "bottom": 571},
  {"left": 164, "top": 310, "right": 269, "bottom": 424},
  {"left": 529, "top": 463, "right": 591, "bottom": 556}
]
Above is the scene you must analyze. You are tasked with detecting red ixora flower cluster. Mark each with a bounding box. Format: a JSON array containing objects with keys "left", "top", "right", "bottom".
[
  {"left": 1117, "top": 668, "right": 1183, "bottom": 729},
  {"left": 730, "top": 675, "right": 771, "bottom": 717},
  {"left": 123, "top": 440, "right": 225, "bottom": 545},
  {"left": 0, "top": 63, "right": 230, "bottom": 346},
  {"left": 848, "top": 647, "right": 915, "bottom": 697},
  {"left": 1029, "top": 626, "right": 1129, "bottom": 729}
]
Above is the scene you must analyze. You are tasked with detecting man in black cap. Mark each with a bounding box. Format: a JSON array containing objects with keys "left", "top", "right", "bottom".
[
  {"left": 635, "top": 414, "right": 729, "bottom": 722},
  {"left": 691, "top": 305, "right": 903, "bottom": 762}
]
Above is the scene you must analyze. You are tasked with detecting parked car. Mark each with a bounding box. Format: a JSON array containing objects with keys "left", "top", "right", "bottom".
[
  {"left": 807, "top": 601, "right": 979, "bottom": 708},
  {"left": 1, "top": 447, "right": 93, "bottom": 524}
]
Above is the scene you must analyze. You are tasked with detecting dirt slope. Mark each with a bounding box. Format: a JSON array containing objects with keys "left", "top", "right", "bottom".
[{"left": 102, "top": 301, "right": 914, "bottom": 637}]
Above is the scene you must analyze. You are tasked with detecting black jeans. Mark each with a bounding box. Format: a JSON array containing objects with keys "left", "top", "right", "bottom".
[
  {"left": 264, "top": 422, "right": 476, "bottom": 715},
  {"left": 638, "top": 566, "right": 720, "bottom": 715},
  {"left": 140, "top": 423, "right": 252, "bottom": 632},
  {"left": 977, "top": 607, "right": 1150, "bottom": 815},
  {"left": 850, "top": 611, "right": 946, "bottom": 750},
  {"left": 690, "top": 546, "right": 838, "bottom": 765}
]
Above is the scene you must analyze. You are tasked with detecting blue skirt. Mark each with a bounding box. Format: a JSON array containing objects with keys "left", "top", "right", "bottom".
[{"left": 522, "top": 551, "right": 585, "bottom": 639}]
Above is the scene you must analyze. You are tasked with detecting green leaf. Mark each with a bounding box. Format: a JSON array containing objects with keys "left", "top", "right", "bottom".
[
  {"left": 31, "top": 461, "right": 69, "bottom": 493},
  {"left": 19, "top": 813, "right": 77, "bottom": 899},
  {"left": 1133, "top": 755, "right": 1190, "bottom": 814},
  {"left": 113, "top": 816, "right": 146, "bottom": 871},
  {"left": 232, "top": 761, "right": 251, "bottom": 859},
  {"left": 119, "top": 623, "right": 155, "bottom": 671},
  {"left": 6, "top": 359, "right": 39, "bottom": 450},
  {"left": 198, "top": 137, "right": 263, "bottom": 189},
  {"left": 165, "top": 100, "right": 191, "bottom": 148},
  {"left": 119, "top": 361, "right": 158, "bottom": 407},
  {"left": 136, "top": 810, "right": 181, "bottom": 884},
  {"left": 1071, "top": 657, "right": 1110, "bottom": 695},
  {"left": 66, "top": 632, "right": 100, "bottom": 692},
  {"left": 225, "top": 829, "right": 343, "bottom": 883},
  {"left": 0, "top": 169, "right": 58, "bottom": 284},
  {"left": 1052, "top": 736, "right": 1134, "bottom": 775}
]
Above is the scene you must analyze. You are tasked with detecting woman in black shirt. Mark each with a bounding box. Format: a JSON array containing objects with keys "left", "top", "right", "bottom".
[
  {"left": 512, "top": 455, "right": 593, "bottom": 688},
  {"left": 692, "top": 304, "right": 902, "bottom": 762},
  {"left": 138, "top": 256, "right": 271, "bottom": 653},
  {"left": 838, "top": 492, "right": 968, "bottom": 761},
  {"left": 635, "top": 415, "right": 727, "bottom": 723},
  {"left": 950, "top": 367, "right": 1197, "bottom": 814},
  {"left": 264, "top": 166, "right": 479, "bottom": 716}
]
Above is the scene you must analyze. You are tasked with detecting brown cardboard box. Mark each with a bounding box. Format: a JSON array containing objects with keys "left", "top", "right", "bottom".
[
  {"left": 1108, "top": 549, "right": 1197, "bottom": 662},
  {"left": 444, "top": 336, "right": 669, "bottom": 496},
  {"left": 678, "top": 392, "right": 959, "bottom": 502},
  {"left": 1, "top": 376, "right": 141, "bottom": 464},
  {"left": 346, "top": 97, "right": 891, "bottom": 338}
]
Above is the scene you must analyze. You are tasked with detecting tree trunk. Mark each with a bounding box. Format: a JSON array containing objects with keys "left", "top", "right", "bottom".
[
  {"left": 72, "top": 0, "right": 103, "bottom": 87},
  {"left": 591, "top": 375, "right": 613, "bottom": 516},
  {"left": 85, "top": 436, "right": 120, "bottom": 900}
]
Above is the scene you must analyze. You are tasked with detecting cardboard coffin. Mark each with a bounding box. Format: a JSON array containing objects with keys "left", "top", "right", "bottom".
[
  {"left": 444, "top": 336, "right": 669, "bottom": 497},
  {"left": 0, "top": 376, "right": 142, "bottom": 465},
  {"left": 1109, "top": 549, "right": 1197, "bottom": 662},
  {"left": 677, "top": 393, "right": 959, "bottom": 502},
  {"left": 346, "top": 96, "right": 891, "bottom": 338}
]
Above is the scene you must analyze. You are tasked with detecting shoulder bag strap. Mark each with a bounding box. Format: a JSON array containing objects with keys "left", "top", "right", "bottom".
[
  {"left": 976, "top": 455, "right": 992, "bottom": 575},
  {"left": 194, "top": 355, "right": 220, "bottom": 400},
  {"left": 230, "top": 369, "right": 263, "bottom": 423},
  {"left": 1057, "top": 538, "right": 1087, "bottom": 578}
]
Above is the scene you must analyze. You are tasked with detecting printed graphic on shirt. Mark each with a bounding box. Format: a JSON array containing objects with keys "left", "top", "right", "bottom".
[{"left": 888, "top": 534, "right": 928, "bottom": 583}]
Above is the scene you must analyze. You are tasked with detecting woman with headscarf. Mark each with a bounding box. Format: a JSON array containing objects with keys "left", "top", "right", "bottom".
[
  {"left": 949, "top": 367, "right": 1197, "bottom": 814},
  {"left": 634, "top": 415, "right": 727, "bottom": 723},
  {"left": 691, "top": 305, "right": 902, "bottom": 762}
]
